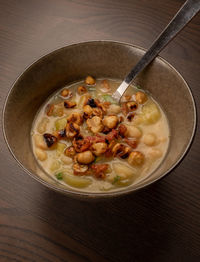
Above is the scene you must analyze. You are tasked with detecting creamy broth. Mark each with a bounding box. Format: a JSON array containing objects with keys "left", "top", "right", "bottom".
[{"left": 31, "top": 77, "right": 169, "bottom": 192}]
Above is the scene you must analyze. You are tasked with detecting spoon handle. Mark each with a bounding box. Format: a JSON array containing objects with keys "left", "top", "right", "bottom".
[{"left": 112, "top": 0, "right": 200, "bottom": 102}]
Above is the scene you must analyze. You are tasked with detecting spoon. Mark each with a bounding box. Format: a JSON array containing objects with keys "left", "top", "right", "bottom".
[{"left": 112, "top": 0, "right": 200, "bottom": 103}]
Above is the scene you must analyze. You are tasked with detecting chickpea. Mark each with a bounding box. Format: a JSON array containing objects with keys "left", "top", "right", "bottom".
[
  {"left": 34, "top": 134, "right": 47, "bottom": 150},
  {"left": 64, "top": 101, "right": 76, "bottom": 108},
  {"left": 83, "top": 105, "right": 93, "bottom": 118},
  {"left": 52, "top": 103, "right": 64, "bottom": 117},
  {"left": 66, "top": 122, "right": 80, "bottom": 138},
  {"left": 107, "top": 104, "right": 121, "bottom": 115},
  {"left": 67, "top": 112, "right": 83, "bottom": 125},
  {"left": 37, "top": 117, "right": 49, "bottom": 134},
  {"left": 85, "top": 76, "right": 96, "bottom": 85},
  {"left": 143, "top": 133, "right": 157, "bottom": 146},
  {"left": 64, "top": 146, "right": 76, "bottom": 157},
  {"left": 61, "top": 155, "right": 73, "bottom": 165},
  {"left": 77, "top": 150, "right": 95, "bottom": 164},
  {"left": 77, "top": 86, "right": 87, "bottom": 95},
  {"left": 148, "top": 148, "right": 162, "bottom": 159},
  {"left": 86, "top": 116, "right": 104, "bottom": 133},
  {"left": 135, "top": 91, "right": 148, "bottom": 104},
  {"left": 73, "top": 163, "right": 88, "bottom": 175},
  {"left": 103, "top": 115, "right": 118, "bottom": 129},
  {"left": 126, "top": 101, "right": 138, "bottom": 112},
  {"left": 91, "top": 142, "right": 107, "bottom": 156},
  {"left": 35, "top": 148, "right": 47, "bottom": 161},
  {"left": 128, "top": 151, "right": 145, "bottom": 166},
  {"left": 126, "top": 125, "right": 142, "bottom": 139}
]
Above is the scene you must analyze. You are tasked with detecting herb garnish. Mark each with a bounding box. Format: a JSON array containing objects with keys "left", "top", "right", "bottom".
[
  {"left": 112, "top": 175, "right": 121, "bottom": 184},
  {"left": 55, "top": 172, "right": 63, "bottom": 180}
]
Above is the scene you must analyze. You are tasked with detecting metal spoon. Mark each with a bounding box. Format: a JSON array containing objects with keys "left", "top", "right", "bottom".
[{"left": 112, "top": 0, "right": 200, "bottom": 103}]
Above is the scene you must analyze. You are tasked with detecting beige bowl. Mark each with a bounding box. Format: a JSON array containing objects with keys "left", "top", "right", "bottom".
[{"left": 3, "top": 41, "right": 196, "bottom": 199}]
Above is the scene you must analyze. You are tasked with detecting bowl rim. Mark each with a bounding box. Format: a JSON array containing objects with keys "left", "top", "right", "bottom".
[{"left": 2, "top": 40, "right": 197, "bottom": 199}]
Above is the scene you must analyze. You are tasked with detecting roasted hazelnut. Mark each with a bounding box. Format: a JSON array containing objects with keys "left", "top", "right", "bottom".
[
  {"left": 66, "top": 122, "right": 80, "bottom": 138},
  {"left": 87, "top": 98, "right": 97, "bottom": 108},
  {"left": 135, "top": 91, "right": 148, "bottom": 104},
  {"left": 64, "top": 101, "right": 76, "bottom": 108},
  {"left": 72, "top": 136, "right": 90, "bottom": 152},
  {"left": 100, "top": 79, "right": 111, "bottom": 92},
  {"left": 76, "top": 150, "right": 95, "bottom": 164},
  {"left": 43, "top": 133, "right": 57, "bottom": 148},
  {"left": 61, "top": 89, "right": 72, "bottom": 98},
  {"left": 64, "top": 146, "right": 76, "bottom": 157},
  {"left": 67, "top": 112, "right": 83, "bottom": 125},
  {"left": 46, "top": 104, "right": 54, "bottom": 116},
  {"left": 112, "top": 143, "right": 131, "bottom": 159},
  {"left": 83, "top": 105, "right": 93, "bottom": 119},
  {"left": 91, "top": 142, "right": 107, "bottom": 156},
  {"left": 128, "top": 151, "right": 144, "bottom": 166},
  {"left": 73, "top": 163, "right": 88, "bottom": 175},
  {"left": 85, "top": 76, "right": 96, "bottom": 85},
  {"left": 86, "top": 116, "right": 104, "bottom": 134},
  {"left": 127, "top": 112, "right": 135, "bottom": 122},
  {"left": 126, "top": 101, "right": 138, "bottom": 111},
  {"left": 53, "top": 129, "right": 67, "bottom": 139},
  {"left": 102, "top": 115, "right": 118, "bottom": 129},
  {"left": 77, "top": 85, "right": 87, "bottom": 95},
  {"left": 92, "top": 108, "right": 103, "bottom": 118}
]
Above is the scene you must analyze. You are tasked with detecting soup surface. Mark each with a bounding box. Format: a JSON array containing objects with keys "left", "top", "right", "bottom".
[{"left": 31, "top": 77, "right": 169, "bottom": 192}]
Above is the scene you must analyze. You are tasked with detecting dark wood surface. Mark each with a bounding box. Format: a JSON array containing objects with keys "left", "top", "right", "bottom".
[{"left": 0, "top": 0, "right": 200, "bottom": 261}]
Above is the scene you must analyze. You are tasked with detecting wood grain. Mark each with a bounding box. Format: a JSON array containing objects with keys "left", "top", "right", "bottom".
[{"left": 0, "top": 0, "right": 200, "bottom": 261}]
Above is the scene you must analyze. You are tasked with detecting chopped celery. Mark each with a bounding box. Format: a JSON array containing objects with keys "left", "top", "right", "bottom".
[
  {"left": 50, "top": 161, "right": 61, "bottom": 171},
  {"left": 62, "top": 173, "right": 92, "bottom": 188},
  {"left": 55, "top": 118, "right": 67, "bottom": 130},
  {"left": 56, "top": 142, "right": 66, "bottom": 156},
  {"left": 114, "top": 177, "right": 134, "bottom": 187},
  {"left": 135, "top": 101, "right": 161, "bottom": 125},
  {"left": 102, "top": 94, "right": 117, "bottom": 104}
]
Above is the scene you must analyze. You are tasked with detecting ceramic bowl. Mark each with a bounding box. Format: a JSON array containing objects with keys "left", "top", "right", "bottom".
[{"left": 3, "top": 41, "right": 196, "bottom": 199}]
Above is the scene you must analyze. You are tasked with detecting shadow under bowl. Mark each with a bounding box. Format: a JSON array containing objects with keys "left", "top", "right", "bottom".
[{"left": 3, "top": 41, "right": 196, "bottom": 199}]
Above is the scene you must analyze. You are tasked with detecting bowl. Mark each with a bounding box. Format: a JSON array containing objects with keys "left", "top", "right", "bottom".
[{"left": 3, "top": 41, "right": 196, "bottom": 199}]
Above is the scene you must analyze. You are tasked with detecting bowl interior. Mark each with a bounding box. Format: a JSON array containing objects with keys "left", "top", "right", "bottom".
[{"left": 3, "top": 41, "right": 196, "bottom": 197}]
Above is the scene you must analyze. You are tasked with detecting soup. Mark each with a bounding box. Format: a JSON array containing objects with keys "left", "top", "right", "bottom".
[{"left": 31, "top": 77, "right": 169, "bottom": 192}]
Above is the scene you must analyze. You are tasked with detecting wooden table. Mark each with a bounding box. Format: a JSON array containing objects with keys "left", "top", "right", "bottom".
[{"left": 0, "top": 0, "right": 199, "bottom": 261}]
